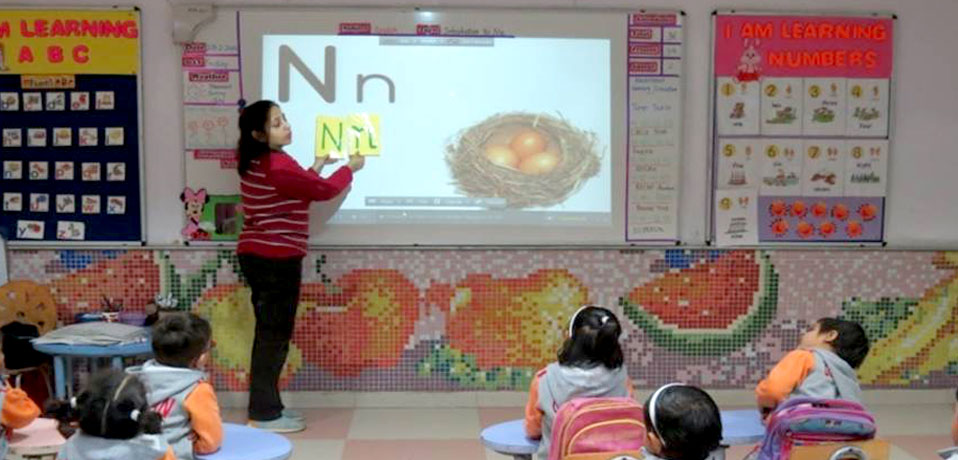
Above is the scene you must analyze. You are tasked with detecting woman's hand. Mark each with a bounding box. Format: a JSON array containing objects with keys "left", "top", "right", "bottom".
[
  {"left": 348, "top": 154, "right": 366, "bottom": 172},
  {"left": 311, "top": 155, "right": 338, "bottom": 172}
]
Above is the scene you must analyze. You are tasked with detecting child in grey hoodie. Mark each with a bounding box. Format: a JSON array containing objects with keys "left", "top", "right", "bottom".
[
  {"left": 127, "top": 313, "right": 222, "bottom": 459},
  {"left": 756, "top": 317, "right": 871, "bottom": 418},
  {"left": 641, "top": 384, "right": 724, "bottom": 460},
  {"left": 524, "top": 305, "right": 634, "bottom": 459},
  {"left": 54, "top": 369, "right": 173, "bottom": 460}
]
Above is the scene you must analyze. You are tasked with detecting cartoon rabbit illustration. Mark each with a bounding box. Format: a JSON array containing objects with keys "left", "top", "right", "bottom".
[{"left": 736, "top": 39, "right": 762, "bottom": 82}]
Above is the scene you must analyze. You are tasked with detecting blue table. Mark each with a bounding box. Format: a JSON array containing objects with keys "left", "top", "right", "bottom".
[
  {"left": 480, "top": 419, "right": 538, "bottom": 460},
  {"left": 32, "top": 341, "right": 153, "bottom": 399},
  {"left": 720, "top": 409, "right": 766, "bottom": 445},
  {"left": 480, "top": 410, "right": 766, "bottom": 459},
  {"left": 197, "top": 423, "right": 292, "bottom": 460}
]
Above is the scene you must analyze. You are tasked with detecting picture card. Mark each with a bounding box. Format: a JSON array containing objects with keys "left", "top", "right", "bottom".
[
  {"left": 16, "top": 220, "right": 44, "bottom": 239},
  {"left": 56, "top": 194, "right": 76, "bottom": 213},
  {"left": 57, "top": 221, "right": 86, "bottom": 240}
]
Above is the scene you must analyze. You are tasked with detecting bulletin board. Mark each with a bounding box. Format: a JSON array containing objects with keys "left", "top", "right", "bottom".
[
  {"left": 709, "top": 11, "right": 894, "bottom": 246},
  {"left": 178, "top": 7, "right": 685, "bottom": 246},
  {"left": 0, "top": 8, "right": 143, "bottom": 243}
]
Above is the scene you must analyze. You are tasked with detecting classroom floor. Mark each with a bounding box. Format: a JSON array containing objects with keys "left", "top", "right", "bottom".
[{"left": 221, "top": 403, "right": 955, "bottom": 460}]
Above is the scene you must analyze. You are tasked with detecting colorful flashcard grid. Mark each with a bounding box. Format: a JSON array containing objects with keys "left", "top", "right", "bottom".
[
  {"left": 625, "top": 11, "right": 683, "bottom": 242},
  {"left": 0, "top": 79, "right": 128, "bottom": 241},
  {"left": 712, "top": 14, "right": 894, "bottom": 245}
]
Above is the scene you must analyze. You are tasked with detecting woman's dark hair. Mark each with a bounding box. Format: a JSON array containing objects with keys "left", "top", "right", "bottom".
[
  {"left": 237, "top": 100, "right": 277, "bottom": 175},
  {"left": 643, "top": 385, "right": 723, "bottom": 460},
  {"left": 558, "top": 306, "right": 624, "bottom": 369},
  {"left": 45, "top": 369, "right": 162, "bottom": 440}
]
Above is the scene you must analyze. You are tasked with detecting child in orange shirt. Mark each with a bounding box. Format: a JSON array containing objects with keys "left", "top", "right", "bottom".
[
  {"left": 127, "top": 313, "right": 222, "bottom": 459},
  {"left": 52, "top": 369, "right": 174, "bottom": 460},
  {"left": 524, "top": 306, "right": 634, "bottom": 459},
  {"left": 1, "top": 346, "right": 41, "bottom": 458},
  {"left": 756, "top": 318, "right": 870, "bottom": 419}
]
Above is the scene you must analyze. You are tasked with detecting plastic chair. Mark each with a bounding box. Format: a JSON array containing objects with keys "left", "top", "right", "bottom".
[{"left": 7, "top": 418, "right": 66, "bottom": 460}]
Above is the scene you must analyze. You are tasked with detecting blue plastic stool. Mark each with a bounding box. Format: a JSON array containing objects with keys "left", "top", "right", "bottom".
[
  {"left": 32, "top": 341, "right": 153, "bottom": 399},
  {"left": 197, "top": 423, "right": 292, "bottom": 460}
]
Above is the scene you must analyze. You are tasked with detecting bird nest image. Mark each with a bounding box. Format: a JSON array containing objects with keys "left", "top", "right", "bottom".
[{"left": 445, "top": 112, "right": 603, "bottom": 209}]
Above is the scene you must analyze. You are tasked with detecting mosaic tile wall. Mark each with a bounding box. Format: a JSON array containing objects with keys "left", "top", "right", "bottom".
[{"left": 3, "top": 249, "right": 957, "bottom": 391}]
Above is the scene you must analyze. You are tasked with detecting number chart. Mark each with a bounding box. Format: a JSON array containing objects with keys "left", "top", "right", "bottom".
[{"left": 710, "top": 12, "right": 894, "bottom": 245}]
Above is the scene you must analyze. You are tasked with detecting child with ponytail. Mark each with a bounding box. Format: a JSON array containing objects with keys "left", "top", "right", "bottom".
[{"left": 49, "top": 369, "right": 173, "bottom": 460}]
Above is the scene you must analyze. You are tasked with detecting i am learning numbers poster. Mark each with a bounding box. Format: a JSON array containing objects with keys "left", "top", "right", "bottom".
[{"left": 711, "top": 13, "right": 894, "bottom": 245}]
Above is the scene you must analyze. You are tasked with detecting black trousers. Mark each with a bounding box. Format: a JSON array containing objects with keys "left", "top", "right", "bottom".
[{"left": 239, "top": 254, "right": 303, "bottom": 421}]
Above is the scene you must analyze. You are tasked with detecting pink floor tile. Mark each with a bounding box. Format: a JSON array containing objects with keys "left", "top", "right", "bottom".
[
  {"left": 342, "top": 440, "right": 487, "bottom": 460},
  {"left": 287, "top": 408, "right": 354, "bottom": 440},
  {"left": 886, "top": 435, "right": 953, "bottom": 460},
  {"left": 221, "top": 408, "right": 354, "bottom": 440}
]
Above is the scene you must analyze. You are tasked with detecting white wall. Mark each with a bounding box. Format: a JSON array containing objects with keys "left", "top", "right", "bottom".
[{"left": 18, "top": 0, "right": 958, "bottom": 246}]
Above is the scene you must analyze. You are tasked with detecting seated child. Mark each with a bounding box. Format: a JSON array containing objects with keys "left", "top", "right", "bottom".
[
  {"left": 756, "top": 318, "right": 870, "bottom": 418},
  {"left": 642, "top": 384, "right": 723, "bottom": 460},
  {"left": 0, "top": 337, "right": 41, "bottom": 458},
  {"left": 127, "top": 313, "right": 222, "bottom": 459},
  {"left": 51, "top": 369, "right": 173, "bottom": 460},
  {"left": 524, "top": 305, "right": 634, "bottom": 459}
]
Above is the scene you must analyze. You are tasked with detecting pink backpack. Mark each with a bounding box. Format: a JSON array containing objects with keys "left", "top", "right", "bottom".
[
  {"left": 548, "top": 397, "right": 646, "bottom": 460},
  {"left": 757, "top": 398, "right": 876, "bottom": 460}
]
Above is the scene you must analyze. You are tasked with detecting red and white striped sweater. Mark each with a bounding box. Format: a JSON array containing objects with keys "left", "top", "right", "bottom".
[{"left": 237, "top": 152, "right": 353, "bottom": 258}]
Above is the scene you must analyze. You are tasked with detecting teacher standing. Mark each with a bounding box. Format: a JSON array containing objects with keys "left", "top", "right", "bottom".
[{"left": 235, "top": 100, "right": 364, "bottom": 432}]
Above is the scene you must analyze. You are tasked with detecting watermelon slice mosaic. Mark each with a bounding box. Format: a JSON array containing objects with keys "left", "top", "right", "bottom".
[{"left": 4, "top": 249, "right": 957, "bottom": 391}]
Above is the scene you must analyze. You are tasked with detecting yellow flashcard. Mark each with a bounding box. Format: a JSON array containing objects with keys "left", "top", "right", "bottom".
[
  {"left": 315, "top": 113, "right": 382, "bottom": 159},
  {"left": 346, "top": 113, "right": 381, "bottom": 157},
  {"left": 315, "top": 116, "right": 347, "bottom": 159}
]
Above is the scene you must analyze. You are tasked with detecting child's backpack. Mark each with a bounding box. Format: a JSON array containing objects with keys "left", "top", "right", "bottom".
[
  {"left": 757, "top": 397, "right": 877, "bottom": 460},
  {"left": 548, "top": 397, "right": 645, "bottom": 460}
]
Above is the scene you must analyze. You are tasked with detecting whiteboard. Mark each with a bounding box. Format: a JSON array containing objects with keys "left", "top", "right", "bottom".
[{"left": 181, "top": 7, "right": 684, "bottom": 245}]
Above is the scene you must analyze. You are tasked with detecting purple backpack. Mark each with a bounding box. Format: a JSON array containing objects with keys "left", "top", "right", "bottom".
[{"left": 757, "top": 398, "right": 876, "bottom": 460}]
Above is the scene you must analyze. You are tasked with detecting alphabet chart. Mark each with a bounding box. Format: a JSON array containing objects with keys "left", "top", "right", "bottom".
[
  {"left": 711, "top": 12, "right": 894, "bottom": 245},
  {"left": 0, "top": 9, "right": 142, "bottom": 242}
]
